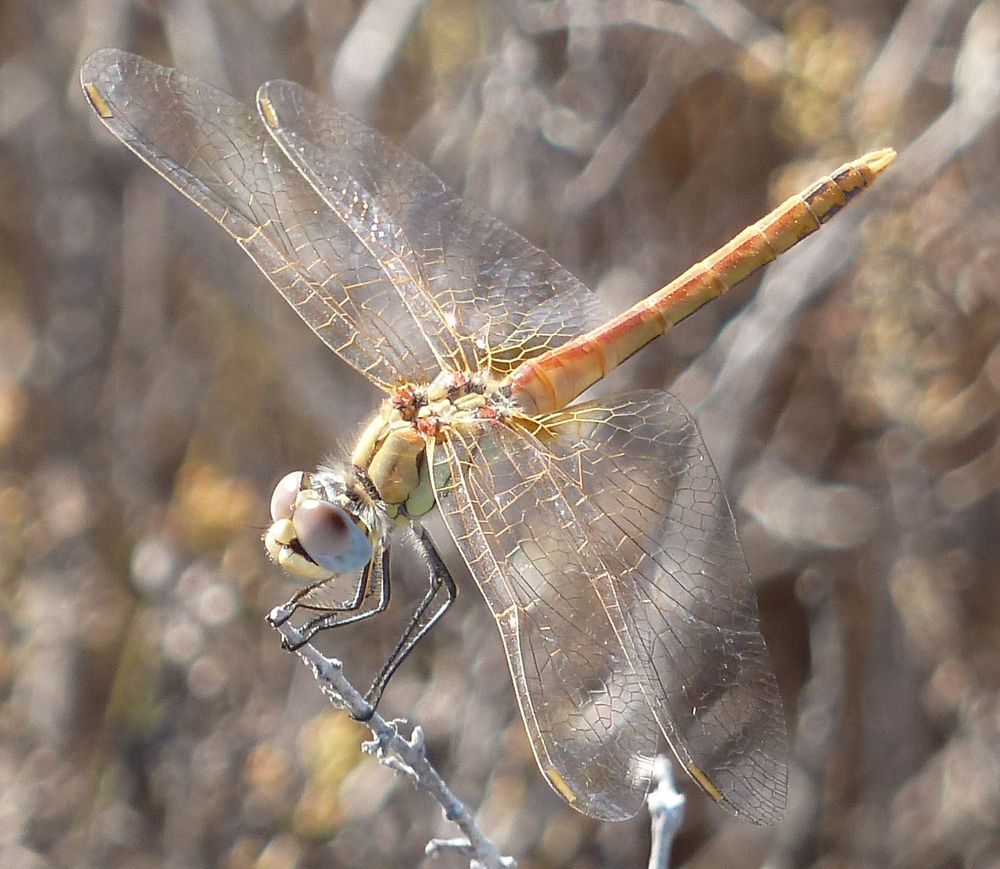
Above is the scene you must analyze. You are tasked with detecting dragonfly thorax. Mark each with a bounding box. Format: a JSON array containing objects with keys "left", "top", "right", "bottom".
[
  {"left": 264, "top": 374, "right": 504, "bottom": 582},
  {"left": 351, "top": 373, "right": 500, "bottom": 516}
]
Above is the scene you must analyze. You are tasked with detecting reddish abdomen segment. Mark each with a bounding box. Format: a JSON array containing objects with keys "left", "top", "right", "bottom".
[{"left": 504, "top": 149, "right": 895, "bottom": 416}]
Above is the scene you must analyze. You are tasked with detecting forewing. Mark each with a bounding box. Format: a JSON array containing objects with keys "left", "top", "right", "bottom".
[
  {"left": 80, "top": 49, "right": 436, "bottom": 390},
  {"left": 257, "top": 80, "right": 608, "bottom": 375},
  {"left": 434, "top": 391, "right": 787, "bottom": 823}
]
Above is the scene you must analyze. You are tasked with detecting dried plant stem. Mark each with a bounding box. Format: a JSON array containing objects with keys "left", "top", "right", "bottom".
[
  {"left": 269, "top": 604, "right": 515, "bottom": 869},
  {"left": 646, "top": 756, "right": 686, "bottom": 869}
]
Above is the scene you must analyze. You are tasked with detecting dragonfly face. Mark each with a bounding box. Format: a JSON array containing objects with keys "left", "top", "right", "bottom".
[
  {"left": 264, "top": 469, "right": 378, "bottom": 581},
  {"left": 81, "top": 47, "right": 893, "bottom": 825}
]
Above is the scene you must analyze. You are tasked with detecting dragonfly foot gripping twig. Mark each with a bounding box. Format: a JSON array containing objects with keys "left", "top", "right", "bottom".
[{"left": 268, "top": 608, "right": 515, "bottom": 869}]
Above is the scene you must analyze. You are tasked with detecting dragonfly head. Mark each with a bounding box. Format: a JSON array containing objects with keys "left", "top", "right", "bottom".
[{"left": 264, "top": 470, "right": 373, "bottom": 580}]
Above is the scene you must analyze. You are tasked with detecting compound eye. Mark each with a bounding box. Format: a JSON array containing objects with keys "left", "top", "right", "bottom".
[
  {"left": 270, "top": 471, "right": 305, "bottom": 522},
  {"left": 293, "top": 499, "right": 372, "bottom": 573}
]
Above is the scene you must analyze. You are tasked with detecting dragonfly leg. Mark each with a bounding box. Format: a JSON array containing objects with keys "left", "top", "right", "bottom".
[
  {"left": 360, "top": 521, "right": 457, "bottom": 716},
  {"left": 283, "top": 546, "right": 391, "bottom": 651},
  {"left": 271, "top": 576, "right": 338, "bottom": 625}
]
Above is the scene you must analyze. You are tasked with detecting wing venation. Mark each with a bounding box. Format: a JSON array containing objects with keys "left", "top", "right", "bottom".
[
  {"left": 81, "top": 50, "right": 609, "bottom": 389},
  {"left": 433, "top": 390, "right": 787, "bottom": 823}
]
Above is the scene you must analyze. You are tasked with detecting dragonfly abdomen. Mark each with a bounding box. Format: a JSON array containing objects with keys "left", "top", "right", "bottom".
[{"left": 503, "top": 149, "right": 895, "bottom": 416}]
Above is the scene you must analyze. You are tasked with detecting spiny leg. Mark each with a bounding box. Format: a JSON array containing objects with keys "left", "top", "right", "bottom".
[
  {"left": 360, "top": 521, "right": 457, "bottom": 715},
  {"left": 284, "top": 546, "right": 392, "bottom": 651},
  {"left": 269, "top": 574, "right": 344, "bottom": 626}
]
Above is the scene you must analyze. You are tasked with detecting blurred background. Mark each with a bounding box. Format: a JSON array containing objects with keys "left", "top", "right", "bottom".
[{"left": 2, "top": 0, "right": 1000, "bottom": 866}]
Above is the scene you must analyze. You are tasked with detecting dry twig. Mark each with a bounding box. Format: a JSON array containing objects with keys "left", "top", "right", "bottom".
[{"left": 269, "top": 603, "right": 515, "bottom": 869}]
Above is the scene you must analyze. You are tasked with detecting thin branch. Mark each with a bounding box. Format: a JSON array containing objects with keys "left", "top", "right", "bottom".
[
  {"left": 269, "top": 604, "right": 516, "bottom": 869},
  {"left": 646, "top": 757, "right": 686, "bottom": 869}
]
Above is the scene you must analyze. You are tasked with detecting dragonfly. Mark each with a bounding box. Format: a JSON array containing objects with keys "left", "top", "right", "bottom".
[{"left": 82, "top": 48, "right": 893, "bottom": 826}]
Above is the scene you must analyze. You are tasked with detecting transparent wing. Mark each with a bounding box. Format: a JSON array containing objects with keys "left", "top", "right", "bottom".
[
  {"left": 432, "top": 390, "right": 787, "bottom": 823},
  {"left": 431, "top": 423, "right": 660, "bottom": 821},
  {"left": 81, "top": 49, "right": 438, "bottom": 390},
  {"left": 256, "top": 80, "right": 609, "bottom": 375}
]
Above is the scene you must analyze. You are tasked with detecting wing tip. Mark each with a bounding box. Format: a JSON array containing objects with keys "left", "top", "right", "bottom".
[
  {"left": 255, "top": 81, "right": 304, "bottom": 132},
  {"left": 80, "top": 47, "right": 127, "bottom": 81}
]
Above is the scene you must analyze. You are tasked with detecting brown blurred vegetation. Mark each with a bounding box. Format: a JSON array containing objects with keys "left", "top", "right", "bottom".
[{"left": 2, "top": 0, "right": 1000, "bottom": 867}]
